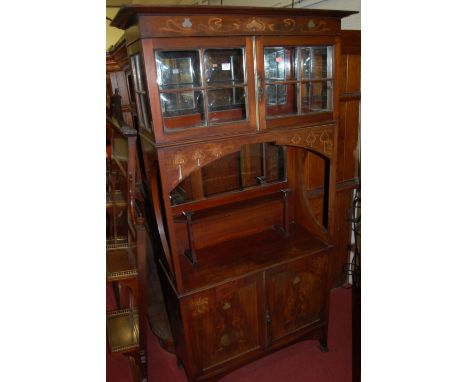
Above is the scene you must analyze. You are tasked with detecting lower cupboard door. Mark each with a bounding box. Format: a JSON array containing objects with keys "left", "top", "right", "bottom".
[
  {"left": 266, "top": 253, "right": 328, "bottom": 343},
  {"left": 182, "top": 275, "right": 264, "bottom": 372}
]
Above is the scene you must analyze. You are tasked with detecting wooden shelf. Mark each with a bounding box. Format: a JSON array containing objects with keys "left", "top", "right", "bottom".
[
  {"left": 171, "top": 182, "right": 287, "bottom": 216},
  {"left": 106, "top": 237, "right": 129, "bottom": 249},
  {"left": 173, "top": 191, "right": 283, "bottom": 223},
  {"left": 107, "top": 246, "right": 137, "bottom": 282},
  {"left": 106, "top": 190, "right": 127, "bottom": 208},
  {"left": 180, "top": 223, "right": 330, "bottom": 293},
  {"left": 107, "top": 309, "right": 140, "bottom": 353}
]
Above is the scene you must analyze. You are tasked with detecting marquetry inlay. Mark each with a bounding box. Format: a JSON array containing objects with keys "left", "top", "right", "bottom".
[
  {"left": 274, "top": 126, "right": 335, "bottom": 157},
  {"left": 191, "top": 296, "right": 209, "bottom": 317},
  {"left": 165, "top": 142, "right": 238, "bottom": 191},
  {"left": 144, "top": 15, "right": 338, "bottom": 37}
]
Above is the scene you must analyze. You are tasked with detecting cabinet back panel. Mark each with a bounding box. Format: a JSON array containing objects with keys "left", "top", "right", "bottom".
[{"left": 192, "top": 198, "right": 283, "bottom": 250}]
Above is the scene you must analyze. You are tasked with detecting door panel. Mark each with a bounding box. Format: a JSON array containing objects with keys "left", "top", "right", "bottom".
[
  {"left": 266, "top": 252, "right": 328, "bottom": 343},
  {"left": 182, "top": 275, "right": 263, "bottom": 372},
  {"left": 257, "top": 36, "right": 338, "bottom": 130},
  {"left": 149, "top": 36, "right": 257, "bottom": 143}
]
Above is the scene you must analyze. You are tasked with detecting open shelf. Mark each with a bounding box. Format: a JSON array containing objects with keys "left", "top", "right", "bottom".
[
  {"left": 106, "top": 190, "right": 127, "bottom": 208},
  {"left": 106, "top": 237, "right": 129, "bottom": 249},
  {"left": 180, "top": 223, "right": 330, "bottom": 293},
  {"left": 107, "top": 309, "right": 140, "bottom": 353},
  {"left": 107, "top": 246, "right": 137, "bottom": 282},
  {"left": 173, "top": 191, "right": 284, "bottom": 223}
]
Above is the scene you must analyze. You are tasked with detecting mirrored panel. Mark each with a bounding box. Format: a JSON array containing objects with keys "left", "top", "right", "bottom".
[
  {"left": 208, "top": 87, "right": 247, "bottom": 123},
  {"left": 169, "top": 143, "right": 286, "bottom": 206},
  {"left": 300, "top": 47, "right": 333, "bottom": 80},
  {"left": 204, "top": 49, "right": 245, "bottom": 85},
  {"left": 202, "top": 151, "right": 242, "bottom": 196},
  {"left": 156, "top": 50, "right": 201, "bottom": 90},
  {"left": 300, "top": 81, "right": 333, "bottom": 112}
]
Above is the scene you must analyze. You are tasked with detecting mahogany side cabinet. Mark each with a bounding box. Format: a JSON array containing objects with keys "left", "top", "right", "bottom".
[{"left": 111, "top": 5, "right": 357, "bottom": 381}]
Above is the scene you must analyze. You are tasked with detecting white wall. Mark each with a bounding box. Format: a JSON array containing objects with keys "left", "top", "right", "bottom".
[{"left": 300, "top": 0, "right": 361, "bottom": 30}]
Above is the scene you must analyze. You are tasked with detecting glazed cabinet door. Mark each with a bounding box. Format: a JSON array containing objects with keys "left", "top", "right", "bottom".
[
  {"left": 256, "top": 36, "right": 339, "bottom": 130},
  {"left": 265, "top": 252, "right": 329, "bottom": 344},
  {"left": 181, "top": 275, "right": 264, "bottom": 374},
  {"left": 143, "top": 36, "right": 256, "bottom": 143}
]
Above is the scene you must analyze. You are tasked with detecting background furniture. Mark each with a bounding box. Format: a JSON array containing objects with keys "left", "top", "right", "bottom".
[
  {"left": 106, "top": 113, "right": 148, "bottom": 382},
  {"left": 107, "top": 40, "right": 175, "bottom": 364}
]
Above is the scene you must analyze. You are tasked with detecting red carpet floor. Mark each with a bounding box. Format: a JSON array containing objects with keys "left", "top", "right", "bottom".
[{"left": 107, "top": 286, "right": 351, "bottom": 382}]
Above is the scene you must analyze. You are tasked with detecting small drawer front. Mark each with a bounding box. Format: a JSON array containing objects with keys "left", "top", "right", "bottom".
[
  {"left": 182, "top": 275, "right": 263, "bottom": 372},
  {"left": 266, "top": 252, "right": 328, "bottom": 343}
]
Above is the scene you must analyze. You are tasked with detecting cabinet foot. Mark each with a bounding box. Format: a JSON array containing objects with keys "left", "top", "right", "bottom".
[
  {"left": 319, "top": 344, "right": 330, "bottom": 353},
  {"left": 319, "top": 340, "right": 329, "bottom": 353},
  {"left": 177, "top": 357, "right": 184, "bottom": 369}
]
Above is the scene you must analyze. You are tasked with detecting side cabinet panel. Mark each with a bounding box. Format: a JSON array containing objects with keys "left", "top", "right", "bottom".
[
  {"left": 266, "top": 252, "right": 328, "bottom": 343},
  {"left": 182, "top": 275, "right": 264, "bottom": 373}
]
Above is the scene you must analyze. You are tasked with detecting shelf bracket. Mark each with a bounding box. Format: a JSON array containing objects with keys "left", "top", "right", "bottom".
[
  {"left": 279, "top": 189, "right": 292, "bottom": 237},
  {"left": 182, "top": 211, "right": 198, "bottom": 266},
  {"left": 256, "top": 175, "right": 267, "bottom": 185}
]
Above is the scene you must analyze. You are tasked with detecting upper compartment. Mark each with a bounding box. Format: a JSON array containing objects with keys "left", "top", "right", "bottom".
[
  {"left": 111, "top": 5, "right": 356, "bottom": 145},
  {"left": 146, "top": 36, "right": 257, "bottom": 143}
]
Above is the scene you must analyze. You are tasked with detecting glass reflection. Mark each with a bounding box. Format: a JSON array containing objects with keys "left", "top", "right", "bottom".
[
  {"left": 264, "top": 48, "right": 295, "bottom": 80},
  {"left": 266, "top": 83, "right": 298, "bottom": 117},
  {"left": 204, "top": 49, "right": 245, "bottom": 84},
  {"left": 266, "top": 84, "right": 287, "bottom": 105},
  {"left": 156, "top": 50, "right": 201, "bottom": 89},
  {"left": 161, "top": 91, "right": 205, "bottom": 130},
  {"left": 300, "top": 47, "right": 333, "bottom": 80},
  {"left": 161, "top": 91, "right": 203, "bottom": 116},
  {"left": 300, "top": 81, "right": 333, "bottom": 112},
  {"left": 208, "top": 87, "right": 247, "bottom": 123}
]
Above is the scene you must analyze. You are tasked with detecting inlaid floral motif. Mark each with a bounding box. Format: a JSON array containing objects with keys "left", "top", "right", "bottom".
[
  {"left": 156, "top": 16, "right": 334, "bottom": 35},
  {"left": 191, "top": 296, "right": 209, "bottom": 317},
  {"left": 291, "top": 135, "right": 302, "bottom": 144},
  {"left": 279, "top": 127, "right": 334, "bottom": 157},
  {"left": 165, "top": 143, "right": 240, "bottom": 191},
  {"left": 267, "top": 18, "right": 296, "bottom": 32},
  {"left": 192, "top": 150, "right": 206, "bottom": 167},
  {"left": 198, "top": 17, "right": 241, "bottom": 33},
  {"left": 182, "top": 18, "right": 192, "bottom": 28},
  {"left": 245, "top": 18, "right": 266, "bottom": 32}
]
